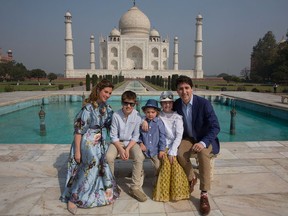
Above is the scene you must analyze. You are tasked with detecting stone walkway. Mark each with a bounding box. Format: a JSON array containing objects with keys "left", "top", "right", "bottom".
[{"left": 0, "top": 88, "right": 288, "bottom": 215}]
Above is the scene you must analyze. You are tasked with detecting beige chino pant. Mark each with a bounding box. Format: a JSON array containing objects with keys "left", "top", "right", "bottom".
[
  {"left": 106, "top": 142, "right": 145, "bottom": 190},
  {"left": 177, "top": 139, "right": 213, "bottom": 191}
]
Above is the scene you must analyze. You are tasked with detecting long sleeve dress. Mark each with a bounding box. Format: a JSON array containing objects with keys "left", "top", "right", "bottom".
[{"left": 60, "top": 102, "right": 120, "bottom": 208}]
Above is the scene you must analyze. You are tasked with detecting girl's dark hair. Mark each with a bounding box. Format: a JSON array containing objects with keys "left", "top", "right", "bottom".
[{"left": 175, "top": 75, "right": 193, "bottom": 89}]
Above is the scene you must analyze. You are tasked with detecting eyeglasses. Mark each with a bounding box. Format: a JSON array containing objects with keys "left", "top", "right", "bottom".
[
  {"left": 161, "top": 94, "right": 173, "bottom": 100},
  {"left": 122, "top": 101, "right": 136, "bottom": 107}
]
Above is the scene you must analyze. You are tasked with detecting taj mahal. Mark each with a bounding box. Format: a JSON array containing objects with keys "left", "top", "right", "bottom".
[{"left": 64, "top": 3, "right": 204, "bottom": 79}]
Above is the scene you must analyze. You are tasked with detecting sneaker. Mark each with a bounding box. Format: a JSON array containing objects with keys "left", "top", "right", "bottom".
[{"left": 129, "top": 188, "right": 147, "bottom": 202}]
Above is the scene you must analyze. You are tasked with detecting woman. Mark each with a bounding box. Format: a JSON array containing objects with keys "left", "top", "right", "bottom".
[
  {"left": 60, "top": 79, "right": 120, "bottom": 214},
  {"left": 152, "top": 91, "right": 190, "bottom": 202}
]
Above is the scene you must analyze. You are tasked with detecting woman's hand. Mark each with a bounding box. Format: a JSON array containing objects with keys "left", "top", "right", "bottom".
[
  {"left": 74, "top": 134, "right": 82, "bottom": 163},
  {"left": 74, "top": 150, "right": 81, "bottom": 164}
]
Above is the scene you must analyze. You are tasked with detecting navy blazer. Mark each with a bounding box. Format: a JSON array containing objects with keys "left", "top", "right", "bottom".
[{"left": 174, "top": 95, "right": 220, "bottom": 154}]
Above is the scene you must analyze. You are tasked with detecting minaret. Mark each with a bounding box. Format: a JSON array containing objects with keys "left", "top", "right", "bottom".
[
  {"left": 173, "top": 37, "right": 179, "bottom": 70},
  {"left": 194, "top": 14, "right": 203, "bottom": 75},
  {"left": 64, "top": 11, "right": 74, "bottom": 77},
  {"left": 90, "top": 35, "right": 95, "bottom": 70}
]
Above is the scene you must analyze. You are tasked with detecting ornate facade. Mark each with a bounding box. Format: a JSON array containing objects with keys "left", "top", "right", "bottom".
[{"left": 64, "top": 5, "right": 203, "bottom": 79}]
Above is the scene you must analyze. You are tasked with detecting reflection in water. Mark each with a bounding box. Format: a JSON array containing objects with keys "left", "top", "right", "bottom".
[{"left": 124, "top": 80, "right": 147, "bottom": 92}]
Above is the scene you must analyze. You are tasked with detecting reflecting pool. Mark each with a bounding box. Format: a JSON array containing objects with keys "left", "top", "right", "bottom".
[{"left": 1, "top": 96, "right": 288, "bottom": 144}]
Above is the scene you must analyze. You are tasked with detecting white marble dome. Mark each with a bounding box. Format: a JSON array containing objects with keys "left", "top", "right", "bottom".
[
  {"left": 119, "top": 6, "right": 151, "bottom": 36},
  {"left": 65, "top": 11, "right": 71, "bottom": 17},
  {"left": 150, "top": 28, "right": 160, "bottom": 37},
  {"left": 110, "top": 27, "right": 120, "bottom": 36}
]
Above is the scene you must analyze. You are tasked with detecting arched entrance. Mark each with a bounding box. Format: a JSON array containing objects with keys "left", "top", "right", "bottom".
[{"left": 126, "top": 46, "right": 143, "bottom": 69}]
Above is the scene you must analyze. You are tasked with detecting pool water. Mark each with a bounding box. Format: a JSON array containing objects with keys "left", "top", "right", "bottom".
[{"left": 1, "top": 99, "right": 288, "bottom": 144}]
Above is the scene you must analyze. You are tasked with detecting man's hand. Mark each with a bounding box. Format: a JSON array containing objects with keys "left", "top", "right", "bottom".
[{"left": 192, "top": 142, "right": 205, "bottom": 152}]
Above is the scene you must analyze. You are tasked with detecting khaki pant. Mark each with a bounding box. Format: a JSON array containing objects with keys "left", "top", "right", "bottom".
[
  {"left": 106, "top": 143, "right": 145, "bottom": 190},
  {"left": 150, "top": 155, "right": 161, "bottom": 176},
  {"left": 177, "top": 139, "right": 212, "bottom": 191}
]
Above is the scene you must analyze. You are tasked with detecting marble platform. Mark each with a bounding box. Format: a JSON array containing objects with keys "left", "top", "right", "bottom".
[{"left": 0, "top": 141, "right": 288, "bottom": 215}]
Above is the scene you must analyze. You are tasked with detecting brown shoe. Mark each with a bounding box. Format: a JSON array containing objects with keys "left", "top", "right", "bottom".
[
  {"left": 199, "top": 193, "right": 210, "bottom": 215},
  {"left": 189, "top": 177, "right": 197, "bottom": 193}
]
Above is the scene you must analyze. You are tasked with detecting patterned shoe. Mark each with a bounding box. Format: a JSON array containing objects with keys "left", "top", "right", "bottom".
[{"left": 67, "top": 201, "right": 77, "bottom": 215}]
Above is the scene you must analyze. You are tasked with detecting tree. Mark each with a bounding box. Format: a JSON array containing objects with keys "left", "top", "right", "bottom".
[
  {"left": 171, "top": 74, "right": 179, "bottom": 91},
  {"left": 240, "top": 67, "right": 250, "bottom": 81},
  {"left": 10, "top": 63, "right": 27, "bottom": 81},
  {"left": 0, "top": 61, "right": 14, "bottom": 80},
  {"left": 272, "top": 32, "right": 288, "bottom": 83},
  {"left": 0, "top": 61, "right": 27, "bottom": 81},
  {"left": 250, "top": 31, "right": 278, "bottom": 82},
  {"left": 47, "top": 73, "right": 57, "bottom": 83},
  {"left": 86, "top": 74, "right": 91, "bottom": 91},
  {"left": 91, "top": 74, "right": 98, "bottom": 87},
  {"left": 30, "top": 69, "right": 47, "bottom": 81}
]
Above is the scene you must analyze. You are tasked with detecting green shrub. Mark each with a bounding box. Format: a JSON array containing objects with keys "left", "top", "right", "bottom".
[
  {"left": 237, "top": 86, "right": 246, "bottom": 91},
  {"left": 58, "top": 84, "right": 64, "bottom": 90},
  {"left": 71, "top": 84, "right": 74, "bottom": 88},
  {"left": 4, "top": 85, "right": 14, "bottom": 92},
  {"left": 221, "top": 87, "right": 227, "bottom": 91},
  {"left": 79, "top": 81, "right": 83, "bottom": 86},
  {"left": 251, "top": 88, "right": 259, "bottom": 92},
  {"left": 206, "top": 86, "right": 209, "bottom": 90}
]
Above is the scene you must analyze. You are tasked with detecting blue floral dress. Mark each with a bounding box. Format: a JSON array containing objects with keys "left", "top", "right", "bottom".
[{"left": 60, "top": 102, "right": 120, "bottom": 207}]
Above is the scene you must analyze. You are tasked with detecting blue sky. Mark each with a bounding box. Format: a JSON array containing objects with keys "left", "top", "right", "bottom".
[{"left": 0, "top": 0, "right": 287, "bottom": 76}]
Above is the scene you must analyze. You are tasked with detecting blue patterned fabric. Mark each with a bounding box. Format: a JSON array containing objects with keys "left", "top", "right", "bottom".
[{"left": 60, "top": 103, "right": 120, "bottom": 208}]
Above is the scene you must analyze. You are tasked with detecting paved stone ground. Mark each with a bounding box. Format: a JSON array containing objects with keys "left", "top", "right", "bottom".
[{"left": 0, "top": 86, "right": 288, "bottom": 215}]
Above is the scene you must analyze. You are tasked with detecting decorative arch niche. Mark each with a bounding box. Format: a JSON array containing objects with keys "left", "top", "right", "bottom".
[
  {"left": 111, "top": 47, "right": 118, "bottom": 57},
  {"left": 152, "top": 47, "right": 159, "bottom": 57}
]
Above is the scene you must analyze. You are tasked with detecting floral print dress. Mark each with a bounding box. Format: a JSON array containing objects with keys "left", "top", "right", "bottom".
[{"left": 60, "top": 102, "right": 120, "bottom": 208}]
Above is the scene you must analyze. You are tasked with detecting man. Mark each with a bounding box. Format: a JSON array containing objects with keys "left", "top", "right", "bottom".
[
  {"left": 106, "top": 90, "right": 147, "bottom": 202},
  {"left": 173, "top": 75, "right": 220, "bottom": 215}
]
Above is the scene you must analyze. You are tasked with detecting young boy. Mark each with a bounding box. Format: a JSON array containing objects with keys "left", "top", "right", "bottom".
[
  {"left": 138, "top": 99, "right": 166, "bottom": 180},
  {"left": 106, "top": 90, "right": 147, "bottom": 202}
]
